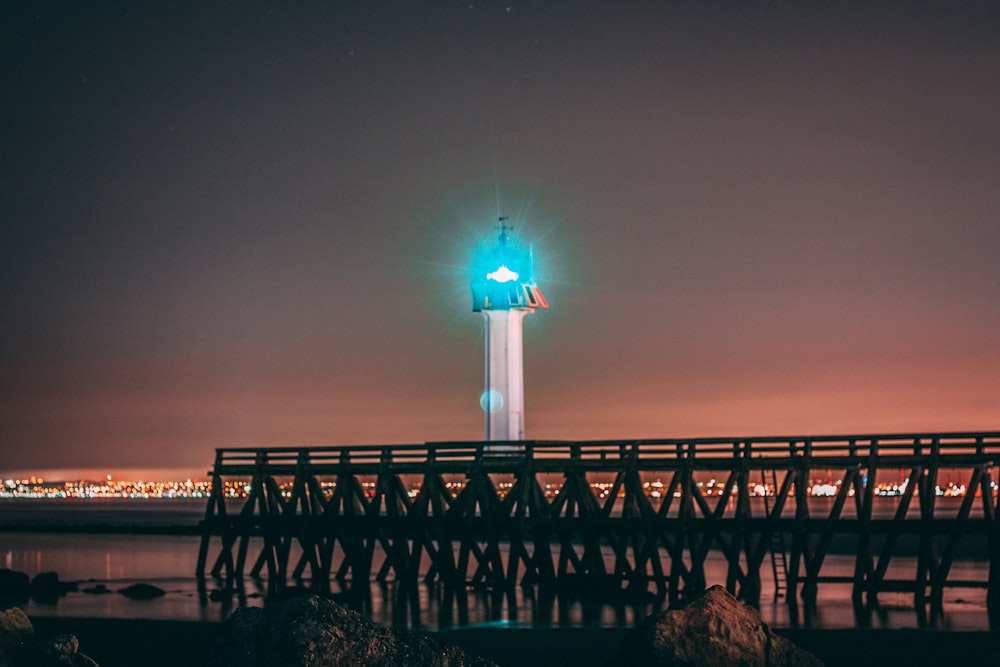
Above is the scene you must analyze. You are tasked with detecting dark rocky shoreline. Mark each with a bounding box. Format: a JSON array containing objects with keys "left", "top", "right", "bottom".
[
  {"left": 3, "top": 566, "right": 997, "bottom": 667},
  {"left": 19, "top": 617, "right": 1000, "bottom": 667}
]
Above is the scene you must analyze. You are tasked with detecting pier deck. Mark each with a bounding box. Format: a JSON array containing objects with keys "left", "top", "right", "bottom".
[{"left": 197, "top": 432, "right": 1000, "bottom": 617}]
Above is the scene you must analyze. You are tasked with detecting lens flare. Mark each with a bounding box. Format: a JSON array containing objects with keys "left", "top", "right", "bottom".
[{"left": 479, "top": 390, "right": 504, "bottom": 413}]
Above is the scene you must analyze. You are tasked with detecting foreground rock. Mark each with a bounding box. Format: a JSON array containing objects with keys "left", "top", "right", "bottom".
[
  {"left": 214, "top": 595, "right": 497, "bottom": 667},
  {"left": 608, "top": 586, "right": 823, "bottom": 667},
  {"left": 0, "top": 570, "right": 76, "bottom": 605},
  {"left": 0, "top": 570, "right": 30, "bottom": 603},
  {"left": 29, "top": 573, "right": 77, "bottom": 603},
  {"left": 0, "top": 607, "right": 100, "bottom": 667},
  {"left": 118, "top": 583, "right": 165, "bottom": 600}
]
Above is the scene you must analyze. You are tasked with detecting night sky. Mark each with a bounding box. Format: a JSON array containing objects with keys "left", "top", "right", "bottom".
[{"left": 3, "top": 2, "right": 999, "bottom": 479}]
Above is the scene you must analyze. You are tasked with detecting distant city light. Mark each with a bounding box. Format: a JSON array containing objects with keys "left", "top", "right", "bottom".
[{"left": 0, "top": 474, "right": 991, "bottom": 501}]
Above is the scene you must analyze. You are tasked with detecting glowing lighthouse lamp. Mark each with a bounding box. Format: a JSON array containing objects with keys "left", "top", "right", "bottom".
[{"left": 471, "top": 220, "right": 548, "bottom": 444}]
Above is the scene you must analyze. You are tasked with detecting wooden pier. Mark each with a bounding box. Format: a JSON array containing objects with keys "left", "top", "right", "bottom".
[{"left": 197, "top": 431, "right": 1000, "bottom": 614}]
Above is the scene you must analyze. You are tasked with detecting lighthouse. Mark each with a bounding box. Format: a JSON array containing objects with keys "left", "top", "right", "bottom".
[{"left": 471, "top": 219, "right": 548, "bottom": 443}]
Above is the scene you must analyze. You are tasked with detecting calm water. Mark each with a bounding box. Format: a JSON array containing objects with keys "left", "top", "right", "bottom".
[{"left": 0, "top": 498, "right": 991, "bottom": 630}]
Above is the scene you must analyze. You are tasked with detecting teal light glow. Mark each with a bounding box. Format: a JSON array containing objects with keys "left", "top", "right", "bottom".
[
  {"left": 486, "top": 265, "right": 519, "bottom": 283},
  {"left": 471, "top": 222, "right": 547, "bottom": 312},
  {"left": 412, "top": 184, "right": 567, "bottom": 328},
  {"left": 480, "top": 390, "right": 504, "bottom": 413}
]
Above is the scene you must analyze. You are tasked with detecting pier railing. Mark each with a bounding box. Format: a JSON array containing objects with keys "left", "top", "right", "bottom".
[{"left": 197, "top": 431, "right": 1000, "bottom": 614}]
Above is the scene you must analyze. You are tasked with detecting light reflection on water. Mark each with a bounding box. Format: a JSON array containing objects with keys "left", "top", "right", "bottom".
[
  {"left": 0, "top": 497, "right": 991, "bottom": 631},
  {"left": 2, "top": 532, "right": 989, "bottom": 631}
]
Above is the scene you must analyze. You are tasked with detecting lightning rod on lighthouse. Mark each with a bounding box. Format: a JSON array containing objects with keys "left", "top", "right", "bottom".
[{"left": 471, "top": 219, "right": 548, "bottom": 443}]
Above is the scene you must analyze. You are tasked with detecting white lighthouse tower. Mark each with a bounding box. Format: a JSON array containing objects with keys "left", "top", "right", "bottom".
[{"left": 471, "top": 220, "right": 548, "bottom": 443}]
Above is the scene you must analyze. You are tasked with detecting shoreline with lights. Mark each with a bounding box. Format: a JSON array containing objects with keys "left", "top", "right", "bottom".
[{"left": 2, "top": 475, "right": 989, "bottom": 501}]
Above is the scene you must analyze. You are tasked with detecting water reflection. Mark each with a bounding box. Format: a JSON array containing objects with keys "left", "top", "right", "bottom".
[
  {"left": 4, "top": 530, "right": 990, "bottom": 630},
  {"left": 4, "top": 507, "right": 994, "bottom": 633},
  {"left": 192, "top": 569, "right": 991, "bottom": 633}
]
